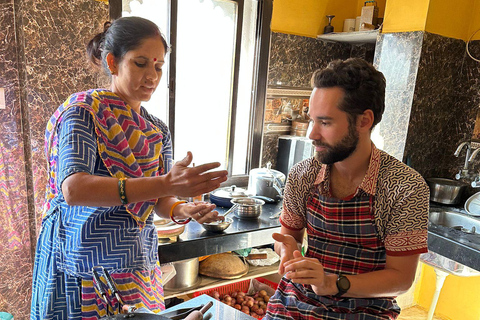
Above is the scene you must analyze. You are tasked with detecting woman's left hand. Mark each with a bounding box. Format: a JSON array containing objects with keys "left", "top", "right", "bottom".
[{"left": 178, "top": 201, "right": 224, "bottom": 224}]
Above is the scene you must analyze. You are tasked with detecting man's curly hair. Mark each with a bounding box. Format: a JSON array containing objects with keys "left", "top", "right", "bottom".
[{"left": 311, "top": 58, "right": 386, "bottom": 129}]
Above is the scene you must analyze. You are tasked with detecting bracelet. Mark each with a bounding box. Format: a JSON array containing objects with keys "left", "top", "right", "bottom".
[
  {"left": 169, "top": 200, "right": 191, "bottom": 225},
  {"left": 118, "top": 178, "right": 128, "bottom": 205}
]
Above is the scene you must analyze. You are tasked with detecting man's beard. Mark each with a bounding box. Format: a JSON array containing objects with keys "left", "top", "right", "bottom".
[{"left": 313, "top": 123, "right": 359, "bottom": 165}]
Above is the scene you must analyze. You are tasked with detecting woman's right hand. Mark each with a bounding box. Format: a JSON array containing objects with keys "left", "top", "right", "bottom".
[
  {"left": 272, "top": 233, "right": 301, "bottom": 275},
  {"left": 164, "top": 151, "right": 228, "bottom": 197}
]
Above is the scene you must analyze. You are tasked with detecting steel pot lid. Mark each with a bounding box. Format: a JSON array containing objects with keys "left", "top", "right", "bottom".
[
  {"left": 464, "top": 192, "right": 480, "bottom": 217},
  {"left": 210, "top": 185, "right": 248, "bottom": 199}
]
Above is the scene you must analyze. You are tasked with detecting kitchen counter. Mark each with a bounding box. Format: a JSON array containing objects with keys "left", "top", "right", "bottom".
[
  {"left": 158, "top": 200, "right": 480, "bottom": 271},
  {"left": 159, "top": 294, "right": 255, "bottom": 319},
  {"left": 427, "top": 204, "right": 480, "bottom": 271},
  {"left": 158, "top": 202, "right": 282, "bottom": 264}
]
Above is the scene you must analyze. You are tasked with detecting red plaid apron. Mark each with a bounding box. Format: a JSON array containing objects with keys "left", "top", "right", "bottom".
[{"left": 265, "top": 189, "right": 400, "bottom": 320}]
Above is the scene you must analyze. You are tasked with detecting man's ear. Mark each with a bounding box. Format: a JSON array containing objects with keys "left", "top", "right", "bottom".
[{"left": 358, "top": 109, "right": 374, "bottom": 131}]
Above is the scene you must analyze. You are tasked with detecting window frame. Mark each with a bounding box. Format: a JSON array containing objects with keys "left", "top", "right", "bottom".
[{"left": 110, "top": 0, "right": 272, "bottom": 184}]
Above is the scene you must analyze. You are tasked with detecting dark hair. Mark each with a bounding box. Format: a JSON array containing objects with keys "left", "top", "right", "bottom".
[
  {"left": 310, "top": 58, "right": 386, "bottom": 129},
  {"left": 87, "top": 16, "right": 169, "bottom": 74}
]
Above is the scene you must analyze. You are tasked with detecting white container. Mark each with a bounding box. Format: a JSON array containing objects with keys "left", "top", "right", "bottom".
[
  {"left": 343, "top": 19, "right": 356, "bottom": 32},
  {"left": 355, "top": 16, "right": 361, "bottom": 31}
]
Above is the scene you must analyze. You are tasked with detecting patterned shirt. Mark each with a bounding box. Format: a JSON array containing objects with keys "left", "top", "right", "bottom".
[{"left": 280, "top": 144, "right": 430, "bottom": 256}]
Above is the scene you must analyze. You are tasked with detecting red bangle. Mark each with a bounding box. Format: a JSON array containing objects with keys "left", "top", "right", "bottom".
[{"left": 169, "top": 200, "right": 191, "bottom": 225}]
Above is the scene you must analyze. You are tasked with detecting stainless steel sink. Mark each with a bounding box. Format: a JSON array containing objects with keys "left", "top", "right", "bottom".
[{"left": 429, "top": 210, "right": 480, "bottom": 234}]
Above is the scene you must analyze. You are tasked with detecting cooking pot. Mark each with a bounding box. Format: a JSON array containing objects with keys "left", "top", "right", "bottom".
[
  {"left": 247, "top": 163, "right": 285, "bottom": 201},
  {"left": 231, "top": 197, "right": 265, "bottom": 219},
  {"left": 426, "top": 178, "right": 468, "bottom": 205},
  {"left": 209, "top": 185, "right": 249, "bottom": 207},
  {"left": 163, "top": 257, "right": 200, "bottom": 290}
]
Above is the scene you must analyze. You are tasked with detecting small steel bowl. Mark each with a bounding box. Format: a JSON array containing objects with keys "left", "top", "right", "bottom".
[
  {"left": 201, "top": 217, "right": 233, "bottom": 233},
  {"left": 231, "top": 197, "right": 265, "bottom": 219}
]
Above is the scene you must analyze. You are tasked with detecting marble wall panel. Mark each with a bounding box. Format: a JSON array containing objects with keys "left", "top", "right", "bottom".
[
  {"left": 373, "top": 31, "right": 423, "bottom": 161},
  {"left": 405, "top": 33, "right": 478, "bottom": 182},
  {"left": 0, "top": 0, "right": 109, "bottom": 317},
  {"left": 374, "top": 32, "right": 423, "bottom": 92},
  {"left": 0, "top": 131, "right": 32, "bottom": 319},
  {"left": 0, "top": 3, "right": 16, "bottom": 63},
  {"left": 349, "top": 43, "right": 376, "bottom": 62},
  {"left": 268, "top": 32, "right": 351, "bottom": 88},
  {"left": 21, "top": 0, "right": 108, "bottom": 221}
]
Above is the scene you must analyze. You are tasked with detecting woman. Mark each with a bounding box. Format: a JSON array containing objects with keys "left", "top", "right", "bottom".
[{"left": 30, "top": 17, "right": 228, "bottom": 319}]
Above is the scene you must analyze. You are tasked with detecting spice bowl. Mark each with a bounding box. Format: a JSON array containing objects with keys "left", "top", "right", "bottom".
[{"left": 201, "top": 217, "right": 233, "bottom": 233}]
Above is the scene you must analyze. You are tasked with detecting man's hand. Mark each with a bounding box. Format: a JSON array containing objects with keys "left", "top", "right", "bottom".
[
  {"left": 283, "top": 251, "right": 337, "bottom": 296},
  {"left": 272, "top": 232, "right": 301, "bottom": 275}
]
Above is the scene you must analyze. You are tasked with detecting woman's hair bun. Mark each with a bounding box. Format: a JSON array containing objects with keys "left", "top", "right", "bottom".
[
  {"left": 86, "top": 21, "right": 111, "bottom": 66},
  {"left": 103, "top": 21, "right": 112, "bottom": 33}
]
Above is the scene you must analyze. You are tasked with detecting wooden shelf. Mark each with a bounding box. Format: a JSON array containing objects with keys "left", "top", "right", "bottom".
[
  {"left": 316, "top": 30, "right": 379, "bottom": 44},
  {"left": 164, "top": 262, "right": 279, "bottom": 299}
]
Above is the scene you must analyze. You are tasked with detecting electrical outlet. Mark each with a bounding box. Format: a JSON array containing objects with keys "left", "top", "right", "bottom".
[{"left": 0, "top": 88, "right": 5, "bottom": 109}]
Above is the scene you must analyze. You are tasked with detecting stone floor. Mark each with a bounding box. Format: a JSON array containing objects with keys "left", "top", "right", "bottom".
[{"left": 398, "top": 306, "right": 450, "bottom": 320}]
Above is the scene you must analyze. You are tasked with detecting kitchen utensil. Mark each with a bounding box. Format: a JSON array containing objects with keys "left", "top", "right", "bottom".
[
  {"left": 159, "top": 305, "right": 204, "bottom": 320},
  {"left": 464, "top": 192, "right": 480, "bottom": 217},
  {"left": 102, "top": 313, "right": 170, "bottom": 319},
  {"left": 163, "top": 257, "right": 200, "bottom": 290},
  {"left": 230, "top": 197, "right": 265, "bottom": 219},
  {"left": 201, "top": 217, "right": 233, "bottom": 233},
  {"left": 248, "top": 163, "right": 285, "bottom": 201},
  {"left": 209, "top": 185, "right": 249, "bottom": 208},
  {"left": 245, "top": 253, "right": 268, "bottom": 260},
  {"left": 270, "top": 210, "right": 282, "bottom": 219},
  {"left": 426, "top": 178, "right": 468, "bottom": 205},
  {"left": 183, "top": 301, "right": 213, "bottom": 320},
  {"left": 251, "top": 195, "right": 276, "bottom": 203}
]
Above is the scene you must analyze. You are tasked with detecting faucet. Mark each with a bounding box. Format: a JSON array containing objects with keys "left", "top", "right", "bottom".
[
  {"left": 455, "top": 141, "right": 472, "bottom": 180},
  {"left": 469, "top": 146, "right": 480, "bottom": 187}
]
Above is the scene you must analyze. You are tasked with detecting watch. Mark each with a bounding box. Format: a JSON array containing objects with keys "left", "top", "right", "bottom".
[{"left": 334, "top": 274, "right": 350, "bottom": 297}]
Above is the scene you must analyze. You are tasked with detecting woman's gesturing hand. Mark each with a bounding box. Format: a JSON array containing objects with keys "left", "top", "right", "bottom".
[
  {"left": 178, "top": 201, "right": 224, "bottom": 224},
  {"left": 165, "top": 151, "right": 228, "bottom": 197}
]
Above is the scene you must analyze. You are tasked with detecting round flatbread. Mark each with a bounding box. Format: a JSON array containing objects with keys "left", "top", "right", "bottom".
[{"left": 199, "top": 253, "right": 249, "bottom": 279}]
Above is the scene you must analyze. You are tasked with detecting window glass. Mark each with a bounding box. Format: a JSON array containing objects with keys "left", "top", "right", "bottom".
[
  {"left": 175, "top": 0, "right": 237, "bottom": 167},
  {"left": 122, "top": 0, "right": 258, "bottom": 175},
  {"left": 123, "top": 0, "right": 169, "bottom": 122}
]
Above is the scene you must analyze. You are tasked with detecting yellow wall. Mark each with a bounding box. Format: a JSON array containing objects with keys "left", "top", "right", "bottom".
[
  {"left": 425, "top": 0, "right": 475, "bottom": 40},
  {"left": 271, "top": 0, "right": 385, "bottom": 38},
  {"left": 272, "top": 0, "right": 480, "bottom": 40},
  {"left": 382, "top": 0, "right": 429, "bottom": 33},
  {"left": 468, "top": 0, "right": 480, "bottom": 40},
  {"left": 416, "top": 265, "right": 480, "bottom": 320}
]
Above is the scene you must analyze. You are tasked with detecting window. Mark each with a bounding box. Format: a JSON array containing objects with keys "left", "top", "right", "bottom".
[{"left": 121, "top": 0, "right": 272, "bottom": 180}]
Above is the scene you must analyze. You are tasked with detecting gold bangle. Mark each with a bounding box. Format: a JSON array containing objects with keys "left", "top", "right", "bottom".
[{"left": 169, "top": 200, "right": 191, "bottom": 224}]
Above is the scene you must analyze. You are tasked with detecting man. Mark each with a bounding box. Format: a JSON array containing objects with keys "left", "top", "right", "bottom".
[{"left": 266, "top": 58, "right": 429, "bottom": 320}]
